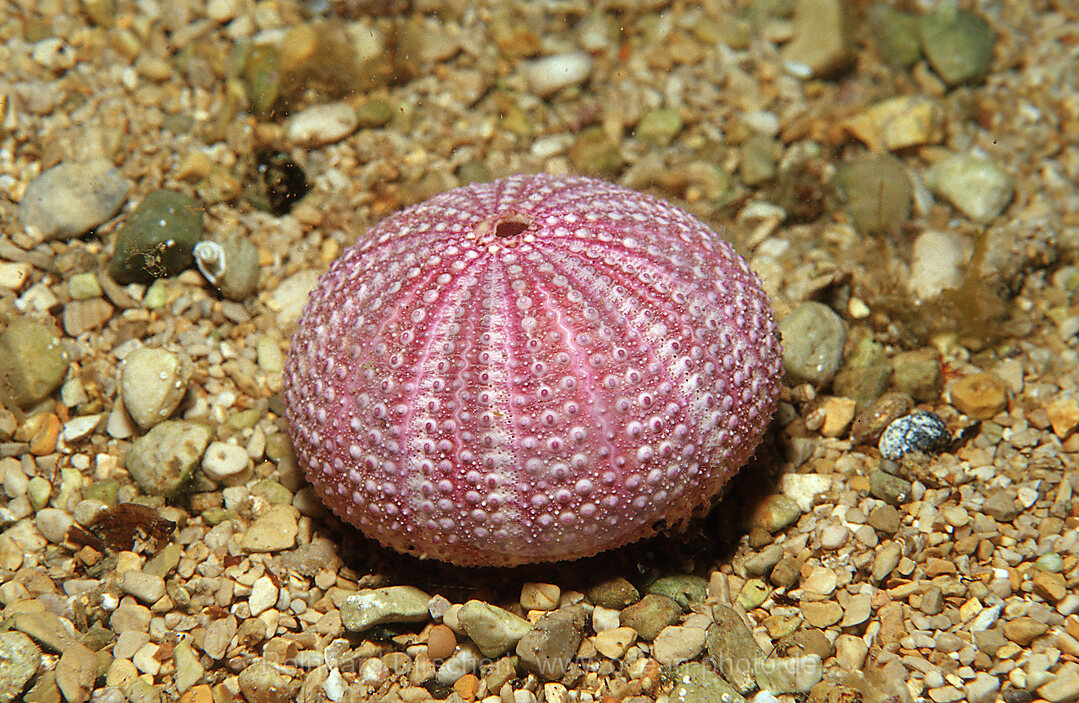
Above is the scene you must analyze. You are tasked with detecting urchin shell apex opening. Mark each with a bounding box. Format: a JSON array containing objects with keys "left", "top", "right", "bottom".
[{"left": 283, "top": 173, "right": 783, "bottom": 567}]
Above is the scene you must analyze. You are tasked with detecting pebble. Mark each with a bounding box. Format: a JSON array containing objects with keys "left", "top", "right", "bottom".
[
  {"left": 62, "top": 298, "right": 114, "bottom": 336},
  {"left": 201, "top": 441, "right": 253, "bottom": 485},
  {"left": 126, "top": 420, "right": 212, "bottom": 497},
  {"left": 740, "top": 135, "right": 779, "bottom": 186},
  {"left": 867, "top": 504, "right": 901, "bottom": 534},
  {"left": 35, "top": 507, "right": 73, "bottom": 544},
  {"left": 878, "top": 411, "right": 950, "bottom": 460},
  {"left": 120, "top": 347, "right": 192, "bottom": 429},
  {"left": 908, "top": 229, "right": 966, "bottom": 302},
  {"left": 174, "top": 640, "right": 204, "bottom": 694},
  {"left": 965, "top": 673, "right": 1000, "bottom": 703},
  {"left": 18, "top": 159, "right": 131, "bottom": 240},
  {"left": 121, "top": 571, "right": 166, "bottom": 604},
  {"left": 891, "top": 348, "right": 943, "bottom": 402},
  {"left": 436, "top": 642, "right": 482, "bottom": 685},
  {"left": 834, "top": 634, "right": 868, "bottom": 671},
  {"left": 671, "top": 662, "right": 747, "bottom": 703},
  {"left": 426, "top": 624, "right": 456, "bottom": 660},
  {"left": 1046, "top": 396, "right": 1079, "bottom": 438},
  {"left": 744, "top": 544, "right": 784, "bottom": 577},
  {"left": 193, "top": 236, "right": 260, "bottom": 300},
  {"left": 268, "top": 269, "right": 320, "bottom": 327},
  {"left": 756, "top": 654, "right": 823, "bottom": 694},
  {"left": 0, "top": 261, "right": 32, "bottom": 291},
  {"left": 780, "top": 0, "right": 850, "bottom": 78},
  {"left": 920, "top": 6, "right": 996, "bottom": 86},
  {"left": 248, "top": 576, "right": 278, "bottom": 617},
  {"left": 285, "top": 102, "right": 359, "bottom": 146},
  {"left": 202, "top": 616, "right": 237, "bottom": 660},
  {"left": 819, "top": 396, "right": 856, "bottom": 437},
  {"left": 516, "top": 607, "right": 586, "bottom": 682},
  {"left": 778, "top": 473, "right": 833, "bottom": 513},
  {"left": 586, "top": 576, "right": 640, "bottom": 609},
  {"left": 835, "top": 154, "right": 911, "bottom": 234},
  {"left": 926, "top": 153, "right": 1014, "bottom": 223},
  {"left": 706, "top": 606, "right": 765, "bottom": 694},
  {"left": 868, "top": 469, "right": 913, "bottom": 506},
  {"left": 779, "top": 302, "right": 846, "bottom": 386},
  {"left": 237, "top": 660, "right": 295, "bottom": 702},
  {"left": 801, "top": 600, "right": 843, "bottom": 628},
  {"left": 982, "top": 488, "right": 1019, "bottom": 522},
  {"left": 109, "top": 190, "right": 204, "bottom": 284},
  {"left": 341, "top": 586, "right": 432, "bottom": 632},
  {"left": 0, "top": 318, "right": 70, "bottom": 409},
  {"left": 652, "top": 626, "right": 707, "bottom": 666},
  {"left": 1038, "top": 663, "right": 1079, "bottom": 703},
  {"left": 843, "top": 96, "right": 944, "bottom": 153},
  {"left": 323, "top": 668, "right": 346, "bottom": 701},
  {"left": 521, "top": 52, "right": 593, "bottom": 97},
  {"left": 747, "top": 493, "right": 804, "bottom": 533},
  {"left": 852, "top": 392, "right": 915, "bottom": 445},
  {"left": 950, "top": 371, "right": 1009, "bottom": 420},
  {"left": 456, "top": 600, "right": 532, "bottom": 657},
  {"left": 872, "top": 541, "right": 903, "bottom": 582},
  {"left": 0, "top": 630, "right": 41, "bottom": 703},
  {"left": 593, "top": 626, "right": 636, "bottom": 659},
  {"left": 520, "top": 582, "right": 560, "bottom": 611},
  {"left": 635, "top": 107, "right": 685, "bottom": 148},
  {"left": 647, "top": 574, "right": 708, "bottom": 608},
  {"left": 240, "top": 504, "right": 299, "bottom": 552},
  {"left": 803, "top": 566, "right": 838, "bottom": 596},
  {"left": 820, "top": 524, "right": 849, "bottom": 550},
  {"left": 619, "top": 594, "right": 681, "bottom": 641},
  {"left": 56, "top": 642, "right": 98, "bottom": 703},
  {"left": 1003, "top": 616, "right": 1048, "bottom": 645}
]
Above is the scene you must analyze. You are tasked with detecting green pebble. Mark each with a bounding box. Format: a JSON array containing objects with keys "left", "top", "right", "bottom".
[
  {"left": 736, "top": 579, "right": 770, "bottom": 610},
  {"left": 868, "top": 469, "right": 913, "bottom": 506},
  {"left": 82, "top": 478, "right": 120, "bottom": 507},
  {"left": 585, "top": 576, "right": 640, "bottom": 609},
  {"left": 355, "top": 99, "right": 394, "bottom": 128},
  {"left": 252, "top": 479, "right": 293, "bottom": 505},
  {"left": 891, "top": 351, "right": 942, "bottom": 403},
  {"left": 226, "top": 408, "right": 262, "bottom": 430},
  {"left": 242, "top": 44, "right": 282, "bottom": 119},
  {"left": 1035, "top": 552, "right": 1064, "bottom": 573},
  {"left": 126, "top": 420, "right": 213, "bottom": 498},
  {"left": 634, "top": 108, "right": 684, "bottom": 147},
  {"left": 68, "top": 272, "right": 103, "bottom": 300},
  {"left": 646, "top": 574, "right": 708, "bottom": 608},
  {"left": 201, "top": 508, "right": 234, "bottom": 526},
  {"left": 920, "top": 6, "right": 995, "bottom": 86},
  {"left": 264, "top": 432, "right": 293, "bottom": 463},
  {"left": 28, "top": 476, "right": 52, "bottom": 511},
  {"left": 0, "top": 318, "right": 70, "bottom": 409},
  {"left": 109, "top": 190, "right": 205, "bottom": 285},
  {"left": 835, "top": 153, "right": 912, "bottom": 234},
  {"left": 143, "top": 280, "right": 170, "bottom": 309},
  {"left": 832, "top": 363, "right": 892, "bottom": 414},
  {"left": 618, "top": 593, "right": 681, "bottom": 641},
  {"left": 569, "top": 126, "right": 623, "bottom": 178},
  {"left": 456, "top": 160, "right": 492, "bottom": 185},
  {"left": 870, "top": 5, "right": 922, "bottom": 68}
]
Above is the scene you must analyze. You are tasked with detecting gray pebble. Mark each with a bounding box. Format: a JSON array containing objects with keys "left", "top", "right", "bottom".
[
  {"left": 435, "top": 642, "right": 482, "bottom": 686},
  {"left": 585, "top": 577, "right": 640, "bottom": 609},
  {"left": 705, "top": 605, "right": 765, "bottom": 694},
  {"left": 920, "top": 6, "right": 995, "bottom": 87},
  {"left": 671, "top": 662, "right": 746, "bottom": 703},
  {"left": 619, "top": 594, "right": 681, "bottom": 642},
  {"left": 193, "top": 236, "right": 260, "bottom": 301},
  {"left": 126, "top": 420, "right": 212, "bottom": 497},
  {"left": 120, "top": 347, "right": 192, "bottom": 430},
  {"left": 835, "top": 153, "right": 912, "bottom": 234},
  {"left": 0, "top": 631, "right": 41, "bottom": 703},
  {"left": 109, "top": 190, "right": 204, "bottom": 284},
  {"left": 120, "top": 571, "right": 167, "bottom": 605},
  {"left": 457, "top": 600, "right": 532, "bottom": 657},
  {"left": 756, "top": 654, "right": 824, "bottom": 694},
  {"left": 779, "top": 302, "right": 846, "bottom": 386},
  {"left": 341, "top": 586, "right": 432, "bottom": 632},
  {"left": 18, "top": 159, "right": 131, "bottom": 240},
  {"left": 516, "top": 606, "right": 586, "bottom": 682},
  {"left": 878, "top": 411, "right": 950, "bottom": 460},
  {"left": 0, "top": 318, "right": 70, "bottom": 409}
]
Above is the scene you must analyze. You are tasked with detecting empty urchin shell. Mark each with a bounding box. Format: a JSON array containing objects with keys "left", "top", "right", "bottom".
[{"left": 283, "top": 173, "right": 783, "bottom": 567}]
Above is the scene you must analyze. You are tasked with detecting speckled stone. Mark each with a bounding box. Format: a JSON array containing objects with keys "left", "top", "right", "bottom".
[
  {"left": 706, "top": 605, "right": 765, "bottom": 694},
  {"left": 671, "top": 662, "right": 746, "bottom": 703},
  {"left": 0, "top": 631, "right": 41, "bottom": 703},
  {"left": 125, "top": 420, "right": 212, "bottom": 497},
  {"left": 456, "top": 600, "right": 532, "bottom": 657},
  {"left": 340, "top": 586, "right": 432, "bottom": 632},
  {"left": 0, "top": 318, "right": 70, "bottom": 409},
  {"left": 619, "top": 594, "right": 682, "bottom": 641}
]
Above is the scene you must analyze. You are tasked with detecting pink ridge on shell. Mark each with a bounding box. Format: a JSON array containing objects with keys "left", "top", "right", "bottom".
[{"left": 283, "top": 173, "right": 782, "bottom": 567}]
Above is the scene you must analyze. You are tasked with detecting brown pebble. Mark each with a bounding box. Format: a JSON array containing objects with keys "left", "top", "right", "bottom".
[
  {"left": 179, "top": 685, "right": 213, "bottom": 703},
  {"left": 851, "top": 392, "right": 914, "bottom": 445},
  {"left": 1032, "top": 572, "right": 1067, "bottom": 603},
  {"left": 426, "top": 623, "right": 456, "bottom": 660},
  {"left": 1003, "top": 616, "right": 1048, "bottom": 645},
  {"left": 950, "top": 371, "right": 1008, "bottom": 420},
  {"left": 1046, "top": 396, "right": 1079, "bottom": 438},
  {"left": 453, "top": 673, "right": 479, "bottom": 701}
]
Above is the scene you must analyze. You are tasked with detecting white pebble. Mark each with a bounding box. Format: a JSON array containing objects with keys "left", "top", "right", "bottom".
[
  {"left": 820, "top": 524, "right": 849, "bottom": 550},
  {"left": 202, "top": 442, "right": 252, "bottom": 485},
  {"left": 521, "top": 52, "right": 593, "bottom": 97},
  {"left": 323, "top": 668, "right": 346, "bottom": 702},
  {"left": 248, "top": 575, "right": 278, "bottom": 617},
  {"left": 908, "top": 229, "right": 966, "bottom": 302},
  {"left": 286, "top": 102, "right": 359, "bottom": 147},
  {"left": 120, "top": 347, "right": 192, "bottom": 430}
]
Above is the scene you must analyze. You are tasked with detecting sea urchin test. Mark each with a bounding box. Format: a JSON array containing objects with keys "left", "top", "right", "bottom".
[{"left": 284, "top": 174, "right": 783, "bottom": 566}]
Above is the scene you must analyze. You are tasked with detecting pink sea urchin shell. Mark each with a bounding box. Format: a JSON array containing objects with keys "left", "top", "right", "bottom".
[{"left": 283, "top": 174, "right": 782, "bottom": 567}]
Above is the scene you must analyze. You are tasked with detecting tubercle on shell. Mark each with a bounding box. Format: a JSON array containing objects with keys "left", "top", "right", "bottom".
[{"left": 283, "top": 173, "right": 783, "bottom": 567}]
